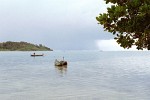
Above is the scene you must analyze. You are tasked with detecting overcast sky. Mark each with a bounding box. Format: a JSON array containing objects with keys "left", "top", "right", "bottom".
[{"left": 0, "top": 0, "right": 131, "bottom": 50}]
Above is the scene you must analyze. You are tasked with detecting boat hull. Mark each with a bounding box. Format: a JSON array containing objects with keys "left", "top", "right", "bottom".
[
  {"left": 55, "top": 60, "right": 67, "bottom": 66},
  {"left": 31, "top": 54, "right": 44, "bottom": 57}
]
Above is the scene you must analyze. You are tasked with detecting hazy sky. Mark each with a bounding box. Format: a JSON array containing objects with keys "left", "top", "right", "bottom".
[{"left": 0, "top": 0, "right": 127, "bottom": 50}]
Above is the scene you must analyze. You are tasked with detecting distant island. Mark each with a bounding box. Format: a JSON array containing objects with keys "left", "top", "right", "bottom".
[{"left": 0, "top": 41, "right": 53, "bottom": 51}]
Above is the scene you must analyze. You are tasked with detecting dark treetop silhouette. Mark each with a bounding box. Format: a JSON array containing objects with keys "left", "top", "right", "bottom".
[{"left": 96, "top": 0, "right": 150, "bottom": 50}]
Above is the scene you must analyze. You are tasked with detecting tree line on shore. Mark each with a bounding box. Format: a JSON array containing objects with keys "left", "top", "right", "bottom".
[{"left": 0, "top": 41, "right": 53, "bottom": 51}]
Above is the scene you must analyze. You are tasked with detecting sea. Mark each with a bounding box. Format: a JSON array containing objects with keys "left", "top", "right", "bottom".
[{"left": 0, "top": 51, "right": 150, "bottom": 100}]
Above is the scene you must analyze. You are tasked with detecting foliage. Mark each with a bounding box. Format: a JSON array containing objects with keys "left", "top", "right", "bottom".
[
  {"left": 0, "top": 41, "right": 53, "bottom": 51},
  {"left": 96, "top": 0, "right": 150, "bottom": 50}
]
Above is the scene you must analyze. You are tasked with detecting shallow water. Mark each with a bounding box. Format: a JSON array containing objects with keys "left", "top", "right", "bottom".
[{"left": 0, "top": 51, "right": 150, "bottom": 100}]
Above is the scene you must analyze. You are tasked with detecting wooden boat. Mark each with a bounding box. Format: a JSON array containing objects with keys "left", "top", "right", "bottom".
[
  {"left": 31, "top": 53, "right": 44, "bottom": 57},
  {"left": 55, "top": 59, "right": 67, "bottom": 66}
]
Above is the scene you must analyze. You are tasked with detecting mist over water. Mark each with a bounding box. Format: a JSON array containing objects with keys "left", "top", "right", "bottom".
[{"left": 0, "top": 51, "right": 150, "bottom": 100}]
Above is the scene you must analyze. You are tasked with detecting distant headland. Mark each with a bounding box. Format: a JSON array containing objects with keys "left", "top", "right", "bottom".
[{"left": 0, "top": 41, "right": 53, "bottom": 51}]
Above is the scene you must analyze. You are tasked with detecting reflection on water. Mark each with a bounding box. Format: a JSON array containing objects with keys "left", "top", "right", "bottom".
[{"left": 55, "top": 65, "right": 67, "bottom": 76}]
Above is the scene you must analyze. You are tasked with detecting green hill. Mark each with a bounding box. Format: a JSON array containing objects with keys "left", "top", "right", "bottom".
[{"left": 0, "top": 41, "right": 53, "bottom": 51}]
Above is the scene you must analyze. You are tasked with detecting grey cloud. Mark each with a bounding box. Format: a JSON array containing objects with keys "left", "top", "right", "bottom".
[{"left": 0, "top": 0, "right": 113, "bottom": 50}]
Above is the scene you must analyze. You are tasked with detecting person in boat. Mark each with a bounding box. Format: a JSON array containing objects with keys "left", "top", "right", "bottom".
[
  {"left": 33, "top": 53, "right": 35, "bottom": 55},
  {"left": 55, "top": 59, "right": 58, "bottom": 62}
]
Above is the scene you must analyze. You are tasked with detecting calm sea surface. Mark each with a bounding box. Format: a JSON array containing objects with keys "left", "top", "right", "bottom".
[{"left": 0, "top": 51, "right": 150, "bottom": 100}]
